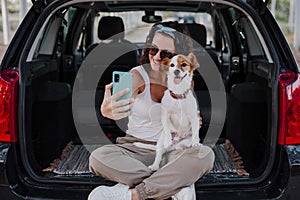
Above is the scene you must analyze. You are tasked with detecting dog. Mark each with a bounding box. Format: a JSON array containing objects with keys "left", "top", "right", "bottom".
[{"left": 134, "top": 53, "right": 201, "bottom": 171}]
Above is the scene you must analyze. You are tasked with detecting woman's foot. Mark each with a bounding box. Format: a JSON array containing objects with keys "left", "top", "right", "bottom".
[
  {"left": 88, "top": 183, "right": 132, "bottom": 200},
  {"left": 172, "top": 184, "right": 196, "bottom": 200}
]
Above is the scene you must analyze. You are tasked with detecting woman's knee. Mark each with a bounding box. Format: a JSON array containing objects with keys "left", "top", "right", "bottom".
[
  {"left": 195, "top": 145, "right": 215, "bottom": 172},
  {"left": 89, "top": 145, "right": 118, "bottom": 174},
  {"left": 205, "top": 147, "right": 215, "bottom": 171},
  {"left": 177, "top": 146, "right": 214, "bottom": 174}
]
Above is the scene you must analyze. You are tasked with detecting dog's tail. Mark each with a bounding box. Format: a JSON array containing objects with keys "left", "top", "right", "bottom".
[{"left": 133, "top": 142, "right": 156, "bottom": 151}]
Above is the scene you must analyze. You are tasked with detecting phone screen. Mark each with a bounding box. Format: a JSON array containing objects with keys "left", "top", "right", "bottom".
[{"left": 112, "top": 71, "right": 132, "bottom": 101}]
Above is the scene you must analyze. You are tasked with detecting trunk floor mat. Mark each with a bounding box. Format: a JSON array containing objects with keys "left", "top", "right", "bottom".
[{"left": 44, "top": 139, "right": 249, "bottom": 178}]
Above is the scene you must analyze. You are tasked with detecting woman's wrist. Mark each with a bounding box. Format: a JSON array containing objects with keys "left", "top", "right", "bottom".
[{"left": 100, "top": 104, "right": 110, "bottom": 119}]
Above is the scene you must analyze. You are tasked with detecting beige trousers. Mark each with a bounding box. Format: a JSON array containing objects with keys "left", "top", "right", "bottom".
[{"left": 89, "top": 137, "right": 215, "bottom": 200}]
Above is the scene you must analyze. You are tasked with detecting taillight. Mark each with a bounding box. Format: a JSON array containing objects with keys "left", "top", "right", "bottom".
[
  {"left": 0, "top": 69, "right": 19, "bottom": 142},
  {"left": 278, "top": 71, "right": 300, "bottom": 145}
]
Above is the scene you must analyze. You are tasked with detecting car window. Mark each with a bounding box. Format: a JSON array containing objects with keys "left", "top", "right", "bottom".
[
  {"left": 93, "top": 11, "right": 149, "bottom": 43},
  {"left": 91, "top": 11, "right": 213, "bottom": 45},
  {"left": 29, "top": 7, "right": 76, "bottom": 61},
  {"left": 228, "top": 7, "right": 265, "bottom": 58}
]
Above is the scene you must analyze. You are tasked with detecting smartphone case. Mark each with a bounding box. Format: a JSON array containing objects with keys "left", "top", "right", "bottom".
[{"left": 112, "top": 71, "right": 132, "bottom": 101}]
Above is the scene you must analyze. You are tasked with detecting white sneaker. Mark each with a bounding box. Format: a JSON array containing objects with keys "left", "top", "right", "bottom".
[
  {"left": 172, "top": 184, "right": 196, "bottom": 200},
  {"left": 88, "top": 183, "right": 132, "bottom": 200}
]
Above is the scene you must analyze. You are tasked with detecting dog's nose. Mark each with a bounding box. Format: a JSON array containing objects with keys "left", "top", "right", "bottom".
[{"left": 174, "top": 69, "right": 180, "bottom": 76}]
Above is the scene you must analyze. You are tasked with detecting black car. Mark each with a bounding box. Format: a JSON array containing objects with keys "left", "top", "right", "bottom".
[{"left": 1, "top": 0, "right": 300, "bottom": 199}]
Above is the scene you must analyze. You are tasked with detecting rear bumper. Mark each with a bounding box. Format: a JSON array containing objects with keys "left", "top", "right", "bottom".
[
  {"left": 284, "top": 145, "right": 300, "bottom": 200},
  {"left": 1, "top": 143, "right": 299, "bottom": 199},
  {"left": 0, "top": 143, "right": 20, "bottom": 199},
  {"left": 0, "top": 185, "right": 21, "bottom": 200},
  {"left": 285, "top": 167, "right": 300, "bottom": 200},
  {"left": 0, "top": 143, "right": 10, "bottom": 185}
]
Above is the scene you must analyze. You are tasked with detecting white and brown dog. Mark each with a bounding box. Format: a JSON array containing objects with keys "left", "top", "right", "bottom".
[{"left": 134, "top": 53, "right": 201, "bottom": 171}]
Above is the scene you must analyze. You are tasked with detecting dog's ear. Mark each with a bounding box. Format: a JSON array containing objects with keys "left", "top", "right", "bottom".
[{"left": 187, "top": 53, "right": 200, "bottom": 70}]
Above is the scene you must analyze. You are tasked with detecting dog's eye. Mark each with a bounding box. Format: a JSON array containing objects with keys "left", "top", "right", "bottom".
[
  {"left": 170, "top": 63, "right": 175, "bottom": 67},
  {"left": 181, "top": 63, "right": 187, "bottom": 67}
]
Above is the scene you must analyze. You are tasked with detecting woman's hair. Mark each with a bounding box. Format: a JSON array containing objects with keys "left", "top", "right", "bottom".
[{"left": 140, "top": 21, "right": 193, "bottom": 66}]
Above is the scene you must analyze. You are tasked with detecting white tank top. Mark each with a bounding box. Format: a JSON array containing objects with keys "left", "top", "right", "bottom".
[{"left": 126, "top": 66, "right": 163, "bottom": 142}]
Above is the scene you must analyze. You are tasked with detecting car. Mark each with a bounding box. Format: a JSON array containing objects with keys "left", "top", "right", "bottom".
[{"left": 1, "top": 0, "right": 300, "bottom": 199}]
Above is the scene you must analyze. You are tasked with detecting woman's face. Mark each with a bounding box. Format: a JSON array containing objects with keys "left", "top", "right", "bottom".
[{"left": 149, "top": 33, "right": 175, "bottom": 71}]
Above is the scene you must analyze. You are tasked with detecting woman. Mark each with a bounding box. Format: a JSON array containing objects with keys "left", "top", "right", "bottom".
[{"left": 88, "top": 21, "right": 215, "bottom": 200}]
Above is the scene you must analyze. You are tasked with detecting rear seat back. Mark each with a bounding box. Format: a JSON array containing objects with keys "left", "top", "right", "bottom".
[
  {"left": 185, "top": 23, "right": 207, "bottom": 48},
  {"left": 86, "top": 16, "right": 139, "bottom": 86},
  {"left": 83, "top": 16, "right": 138, "bottom": 141},
  {"left": 185, "top": 23, "right": 220, "bottom": 71}
]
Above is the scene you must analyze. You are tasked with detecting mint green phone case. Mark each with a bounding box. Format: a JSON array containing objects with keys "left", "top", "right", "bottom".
[{"left": 112, "top": 71, "right": 132, "bottom": 101}]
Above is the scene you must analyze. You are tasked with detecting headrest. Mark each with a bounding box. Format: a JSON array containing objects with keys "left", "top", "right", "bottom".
[
  {"left": 185, "top": 23, "right": 207, "bottom": 47},
  {"left": 98, "top": 16, "right": 125, "bottom": 40}
]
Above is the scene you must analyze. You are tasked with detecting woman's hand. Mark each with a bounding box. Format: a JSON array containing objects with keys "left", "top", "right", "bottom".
[{"left": 100, "top": 83, "right": 134, "bottom": 120}]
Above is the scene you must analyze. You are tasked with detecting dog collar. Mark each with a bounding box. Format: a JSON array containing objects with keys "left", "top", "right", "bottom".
[{"left": 169, "top": 89, "right": 190, "bottom": 99}]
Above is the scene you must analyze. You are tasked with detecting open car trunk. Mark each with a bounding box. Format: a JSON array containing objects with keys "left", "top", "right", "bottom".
[
  {"left": 21, "top": 0, "right": 274, "bottom": 189},
  {"left": 28, "top": 71, "right": 270, "bottom": 181}
]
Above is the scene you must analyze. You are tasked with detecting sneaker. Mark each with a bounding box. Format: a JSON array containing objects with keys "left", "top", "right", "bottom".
[
  {"left": 172, "top": 184, "right": 196, "bottom": 200},
  {"left": 88, "top": 183, "right": 132, "bottom": 200}
]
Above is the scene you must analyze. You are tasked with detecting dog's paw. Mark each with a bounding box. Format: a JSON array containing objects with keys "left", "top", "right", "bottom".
[{"left": 148, "top": 165, "right": 159, "bottom": 171}]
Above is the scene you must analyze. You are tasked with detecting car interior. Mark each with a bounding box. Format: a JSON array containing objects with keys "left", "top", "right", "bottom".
[{"left": 22, "top": 1, "right": 273, "bottom": 185}]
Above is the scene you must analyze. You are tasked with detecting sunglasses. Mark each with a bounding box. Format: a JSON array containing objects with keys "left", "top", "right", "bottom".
[{"left": 147, "top": 45, "right": 176, "bottom": 59}]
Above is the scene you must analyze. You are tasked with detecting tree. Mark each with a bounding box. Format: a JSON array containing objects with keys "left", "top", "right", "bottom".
[
  {"left": 294, "top": 0, "right": 300, "bottom": 51},
  {"left": 271, "top": 0, "right": 276, "bottom": 16},
  {"left": 19, "top": 0, "right": 28, "bottom": 21},
  {"left": 288, "top": 0, "right": 294, "bottom": 32},
  {"left": 1, "top": 0, "right": 11, "bottom": 45}
]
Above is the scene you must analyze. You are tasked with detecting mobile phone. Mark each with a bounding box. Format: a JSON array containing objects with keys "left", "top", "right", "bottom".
[{"left": 112, "top": 71, "right": 132, "bottom": 101}]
